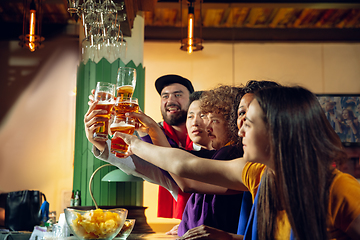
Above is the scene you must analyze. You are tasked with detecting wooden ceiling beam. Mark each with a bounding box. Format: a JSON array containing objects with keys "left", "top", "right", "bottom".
[
  {"left": 155, "top": 1, "right": 360, "bottom": 10},
  {"left": 144, "top": 25, "right": 360, "bottom": 42}
]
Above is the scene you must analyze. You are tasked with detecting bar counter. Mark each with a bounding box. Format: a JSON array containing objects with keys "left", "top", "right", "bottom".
[
  {"left": 0, "top": 232, "right": 180, "bottom": 240},
  {"left": 61, "top": 233, "right": 179, "bottom": 239},
  {"left": 63, "top": 233, "right": 179, "bottom": 240},
  {"left": 125, "top": 233, "right": 179, "bottom": 239}
]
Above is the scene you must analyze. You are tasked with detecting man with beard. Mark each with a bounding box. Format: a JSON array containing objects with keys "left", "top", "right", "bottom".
[
  {"left": 147, "top": 74, "right": 194, "bottom": 148},
  {"left": 140, "top": 74, "right": 194, "bottom": 233}
]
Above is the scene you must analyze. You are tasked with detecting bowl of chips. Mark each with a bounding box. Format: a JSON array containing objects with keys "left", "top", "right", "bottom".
[
  {"left": 64, "top": 208, "right": 128, "bottom": 240},
  {"left": 116, "top": 219, "right": 135, "bottom": 239}
]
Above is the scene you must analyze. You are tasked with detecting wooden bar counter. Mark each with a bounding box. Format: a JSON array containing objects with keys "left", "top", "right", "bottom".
[
  {"left": 126, "top": 233, "right": 179, "bottom": 239},
  {"left": 60, "top": 233, "right": 179, "bottom": 239}
]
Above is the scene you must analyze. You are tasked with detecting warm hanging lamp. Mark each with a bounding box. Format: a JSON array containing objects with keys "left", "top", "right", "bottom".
[
  {"left": 180, "top": 0, "right": 203, "bottom": 53},
  {"left": 19, "top": 0, "right": 44, "bottom": 52}
]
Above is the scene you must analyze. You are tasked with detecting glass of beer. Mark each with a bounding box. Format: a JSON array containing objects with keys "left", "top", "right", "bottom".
[
  {"left": 93, "top": 82, "right": 115, "bottom": 140},
  {"left": 114, "top": 98, "right": 139, "bottom": 117},
  {"left": 116, "top": 67, "right": 136, "bottom": 101},
  {"left": 110, "top": 116, "right": 136, "bottom": 158}
]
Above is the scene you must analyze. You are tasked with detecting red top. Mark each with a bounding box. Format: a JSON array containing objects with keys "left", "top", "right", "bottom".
[{"left": 157, "top": 121, "right": 192, "bottom": 219}]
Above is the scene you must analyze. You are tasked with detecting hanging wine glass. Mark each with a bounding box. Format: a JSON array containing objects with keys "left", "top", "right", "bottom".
[
  {"left": 83, "top": 0, "right": 96, "bottom": 14},
  {"left": 101, "top": 0, "right": 117, "bottom": 14},
  {"left": 72, "top": 0, "right": 128, "bottom": 61},
  {"left": 81, "top": 12, "right": 91, "bottom": 40},
  {"left": 103, "top": 12, "right": 116, "bottom": 27},
  {"left": 116, "top": 1, "right": 125, "bottom": 11},
  {"left": 107, "top": 23, "right": 121, "bottom": 43},
  {"left": 67, "top": 0, "right": 79, "bottom": 14},
  {"left": 81, "top": 38, "right": 94, "bottom": 63},
  {"left": 89, "top": 20, "right": 101, "bottom": 39},
  {"left": 104, "top": 0, "right": 117, "bottom": 44},
  {"left": 117, "top": 12, "right": 127, "bottom": 23},
  {"left": 88, "top": 35, "right": 96, "bottom": 62},
  {"left": 85, "top": 12, "right": 98, "bottom": 26},
  {"left": 116, "top": 36, "right": 126, "bottom": 60}
]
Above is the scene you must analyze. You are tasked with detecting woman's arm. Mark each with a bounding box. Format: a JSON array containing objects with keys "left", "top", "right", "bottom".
[
  {"left": 116, "top": 132, "right": 249, "bottom": 191},
  {"left": 128, "top": 111, "right": 242, "bottom": 194},
  {"left": 169, "top": 173, "right": 242, "bottom": 195}
]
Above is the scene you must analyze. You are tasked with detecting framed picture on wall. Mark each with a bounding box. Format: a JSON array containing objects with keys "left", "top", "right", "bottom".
[{"left": 316, "top": 94, "right": 360, "bottom": 147}]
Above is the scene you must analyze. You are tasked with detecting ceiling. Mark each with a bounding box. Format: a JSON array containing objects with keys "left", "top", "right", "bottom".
[{"left": 1, "top": 0, "right": 360, "bottom": 42}]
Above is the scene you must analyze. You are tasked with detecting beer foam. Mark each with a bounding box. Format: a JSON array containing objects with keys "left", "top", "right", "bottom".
[
  {"left": 110, "top": 122, "right": 134, "bottom": 128},
  {"left": 98, "top": 99, "right": 115, "bottom": 105},
  {"left": 117, "top": 85, "right": 133, "bottom": 90}
]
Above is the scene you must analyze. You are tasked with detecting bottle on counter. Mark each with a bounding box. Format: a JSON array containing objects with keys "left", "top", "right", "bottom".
[
  {"left": 70, "top": 190, "right": 75, "bottom": 207},
  {"left": 74, "top": 190, "right": 81, "bottom": 206}
]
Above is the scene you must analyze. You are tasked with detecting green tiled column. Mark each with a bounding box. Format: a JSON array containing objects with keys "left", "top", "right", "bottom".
[{"left": 73, "top": 58, "right": 145, "bottom": 207}]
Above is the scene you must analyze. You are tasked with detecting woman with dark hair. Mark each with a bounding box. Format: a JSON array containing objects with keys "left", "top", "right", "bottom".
[
  {"left": 243, "top": 86, "right": 350, "bottom": 239},
  {"left": 341, "top": 108, "right": 360, "bottom": 142},
  {"left": 116, "top": 85, "right": 360, "bottom": 240}
]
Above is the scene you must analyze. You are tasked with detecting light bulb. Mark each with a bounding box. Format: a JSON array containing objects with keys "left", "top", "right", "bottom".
[
  {"left": 29, "top": 9, "right": 36, "bottom": 43},
  {"left": 187, "top": 13, "right": 194, "bottom": 53}
]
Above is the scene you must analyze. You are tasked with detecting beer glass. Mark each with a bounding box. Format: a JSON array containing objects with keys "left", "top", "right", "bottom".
[
  {"left": 116, "top": 67, "right": 136, "bottom": 101},
  {"left": 113, "top": 97, "right": 139, "bottom": 117},
  {"left": 110, "top": 116, "right": 135, "bottom": 158},
  {"left": 93, "top": 82, "right": 115, "bottom": 140}
]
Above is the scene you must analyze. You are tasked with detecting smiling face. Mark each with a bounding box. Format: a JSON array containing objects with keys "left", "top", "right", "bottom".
[
  {"left": 160, "top": 83, "right": 190, "bottom": 126},
  {"left": 239, "top": 99, "right": 271, "bottom": 167},
  {"left": 186, "top": 100, "right": 212, "bottom": 149},
  {"left": 342, "top": 109, "right": 350, "bottom": 120},
  {"left": 206, "top": 112, "right": 229, "bottom": 150}
]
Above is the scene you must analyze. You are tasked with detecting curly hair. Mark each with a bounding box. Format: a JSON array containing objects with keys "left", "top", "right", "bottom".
[{"left": 200, "top": 85, "right": 244, "bottom": 144}]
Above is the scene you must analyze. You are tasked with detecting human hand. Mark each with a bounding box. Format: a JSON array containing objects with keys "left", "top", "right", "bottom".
[
  {"left": 126, "top": 111, "right": 159, "bottom": 134},
  {"left": 84, "top": 100, "right": 108, "bottom": 152},
  {"left": 113, "top": 131, "right": 140, "bottom": 156},
  {"left": 126, "top": 111, "right": 170, "bottom": 147},
  {"left": 87, "top": 89, "right": 95, "bottom": 105},
  {"left": 178, "top": 225, "right": 233, "bottom": 240},
  {"left": 166, "top": 224, "right": 179, "bottom": 235},
  {"left": 346, "top": 119, "right": 353, "bottom": 126}
]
